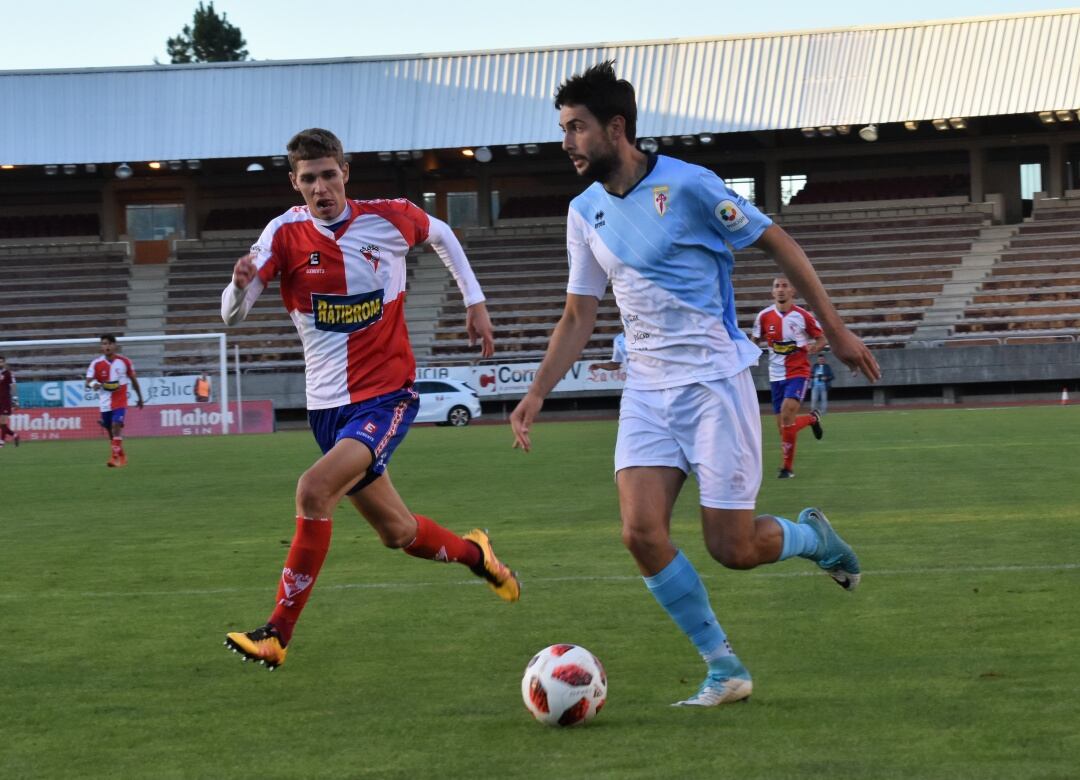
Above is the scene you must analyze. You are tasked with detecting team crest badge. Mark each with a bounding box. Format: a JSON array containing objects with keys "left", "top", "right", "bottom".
[
  {"left": 652, "top": 186, "right": 670, "bottom": 216},
  {"left": 360, "top": 244, "right": 381, "bottom": 272}
]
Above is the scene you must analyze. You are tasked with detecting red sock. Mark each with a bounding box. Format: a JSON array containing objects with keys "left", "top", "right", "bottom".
[
  {"left": 269, "top": 516, "right": 333, "bottom": 646},
  {"left": 404, "top": 514, "right": 482, "bottom": 568},
  {"left": 111, "top": 437, "right": 123, "bottom": 459},
  {"left": 0, "top": 424, "right": 12, "bottom": 439},
  {"left": 792, "top": 414, "right": 813, "bottom": 434},
  {"left": 782, "top": 425, "right": 799, "bottom": 470}
]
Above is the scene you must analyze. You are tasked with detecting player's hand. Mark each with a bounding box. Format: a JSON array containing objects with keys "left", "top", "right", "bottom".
[
  {"left": 510, "top": 393, "right": 544, "bottom": 453},
  {"left": 466, "top": 302, "right": 495, "bottom": 358},
  {"left": 827, "top": 327, "right": 881, "bottom": 383},
  {"left": 137, "top": 399, "right": 145, "bottom": 410},
  {"left": 232, "top": 253, "right": 257, "bottom": 289}
]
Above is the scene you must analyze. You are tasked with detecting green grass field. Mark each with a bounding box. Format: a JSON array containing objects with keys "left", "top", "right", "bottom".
[{"left": 4, "top": 406, "right": 1079, "bottom": 779}]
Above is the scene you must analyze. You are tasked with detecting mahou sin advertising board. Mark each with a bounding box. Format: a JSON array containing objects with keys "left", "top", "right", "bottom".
[{"left": 10, "top": 401, "right": 274, "bottom": 441}]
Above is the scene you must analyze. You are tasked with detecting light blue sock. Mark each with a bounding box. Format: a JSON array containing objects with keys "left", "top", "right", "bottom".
[
  {"left": 775, "top": 515, "right": 821, "bottom": 561},
  {"left": 643, "top": 550, "right": 729, "bottom": 663}
]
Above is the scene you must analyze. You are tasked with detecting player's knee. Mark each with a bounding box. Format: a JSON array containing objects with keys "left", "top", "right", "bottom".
[
  {"left": 620, "top": 524, "right": 662, "bottom": 558},
  {"left": 706, "top": 539, "right": 757, "bottom": 570},
  {"left": 295, "top": 472, "right": 333, "bottom": 515}
]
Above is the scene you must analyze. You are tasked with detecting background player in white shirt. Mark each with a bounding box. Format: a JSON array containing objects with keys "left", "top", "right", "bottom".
[
  {"left": 220, "top": 128, "right": 519, "bottom": 671},
  {"left": 510, "top": 62, "right": 880, "bottom": 707}
]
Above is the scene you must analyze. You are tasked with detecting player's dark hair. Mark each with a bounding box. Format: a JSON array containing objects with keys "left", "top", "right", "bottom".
[
  {"left": 554, "top": 61, "right": 637, "bottom": 143},
  {"left": 287, "top": 128, "right": 346, "bottom": 170},
  {"left": 100, "top": 334, "right": 117, "bottom": 344}
]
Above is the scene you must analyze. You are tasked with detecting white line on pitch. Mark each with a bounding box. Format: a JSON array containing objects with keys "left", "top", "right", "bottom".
[{"left": 4, "top": 562, "right": 1078, "bottom": 601}]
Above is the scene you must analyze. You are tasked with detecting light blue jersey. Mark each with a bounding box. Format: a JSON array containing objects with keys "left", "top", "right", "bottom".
[{"left": 567, "top": 155, "right": 769, "bottom": 391}]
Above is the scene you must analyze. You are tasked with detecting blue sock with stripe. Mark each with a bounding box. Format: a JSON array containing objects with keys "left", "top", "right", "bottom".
[
  {"left": 774, "top": 515, "right": 821, "bottom": 561},
  {"left": 644, "top": 550, "right": 731, "bottom": 665}
]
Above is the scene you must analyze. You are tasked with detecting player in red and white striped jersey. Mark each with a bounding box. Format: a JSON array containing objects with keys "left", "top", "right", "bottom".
[
  {"left": 752, "top": 277, "right": 826, "bottom": 479},
  {"left": 85, "top": 335, "right": 144, "bottom": 467},
  {"left": 220, "top": 128, "right": 519, "bottom": 670}
]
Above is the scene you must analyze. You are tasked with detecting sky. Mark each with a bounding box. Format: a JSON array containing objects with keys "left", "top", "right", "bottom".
[{"left": 1, "top": 0, "right": 1077, "bottom": 71}]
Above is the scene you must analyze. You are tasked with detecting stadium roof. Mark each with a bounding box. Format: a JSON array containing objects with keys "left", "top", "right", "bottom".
[{"left": 2, "top": 9, "right": 1079, "bottom": 166}]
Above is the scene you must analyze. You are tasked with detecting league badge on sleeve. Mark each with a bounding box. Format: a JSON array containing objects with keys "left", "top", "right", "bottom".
[
  {"left": 715, "top": 200, "right": 749, "bottom": 231},
  {"left": 652, "top": 186, "right": 670, "bottom": 216}
]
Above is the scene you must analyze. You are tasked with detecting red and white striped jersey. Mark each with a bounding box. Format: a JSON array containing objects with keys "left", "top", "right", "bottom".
[
  {"left": 86, "top": 354, "right": 136, "bottom": 412},
  {"left": 751, "top": 304, "right": 822, "bottom": 381},
  {"left": 222, "top": 199, "right": 484, "bottom": 410}
]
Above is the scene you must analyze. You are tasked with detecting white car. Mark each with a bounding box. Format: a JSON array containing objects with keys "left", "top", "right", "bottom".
[{"left": 413, "top": 379, "right": 482, "bottom": 426}]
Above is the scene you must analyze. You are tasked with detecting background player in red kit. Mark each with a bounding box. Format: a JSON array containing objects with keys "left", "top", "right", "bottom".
[
  {"left": 85, "top": 335, "right": 144, "bottom": 467},
  {"left": 0, "top": 355, "right": 19, "bottom": 448},
  {"left": 752, "top": 277, "right": 826, "bottom": 479},
  {"left": 220, "top": 128, "right": 519, "bottom": 670}
]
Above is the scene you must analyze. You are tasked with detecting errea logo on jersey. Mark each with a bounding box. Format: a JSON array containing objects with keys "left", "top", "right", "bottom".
[
  {"left": 312, "top": 290, "right": 385, "bottom": 333},
  {"left": 715, "top": 200, "right": 749, "bottom": 231}
]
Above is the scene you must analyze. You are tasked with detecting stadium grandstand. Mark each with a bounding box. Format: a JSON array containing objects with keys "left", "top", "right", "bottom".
[{"left": 2, "top": 8, "right": 1079, "bottom": 413}]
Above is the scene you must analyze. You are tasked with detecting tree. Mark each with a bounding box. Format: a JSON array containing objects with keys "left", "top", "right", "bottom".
[{"left": 166, "top": 2, "right": 249, "bottom": 63}]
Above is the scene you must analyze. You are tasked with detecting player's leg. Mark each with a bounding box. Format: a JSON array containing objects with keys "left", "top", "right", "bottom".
[
  {"left": 346, "top": 471, "right": 519, "bottom": 601},
  {"left": 0, "top": 412, "right": 14, "bottom": 446},
  {"left": 779, "top": 381, "right": 821, "bottom": 477},
  {"left": 616, "top": 386, "right": 748, "bottom": 706},
  {"left": 696, "top": 372, "right": 858, "bottom": 590},
  {"left": 110, "top": 410, "right": 127, "bottom": 466}
]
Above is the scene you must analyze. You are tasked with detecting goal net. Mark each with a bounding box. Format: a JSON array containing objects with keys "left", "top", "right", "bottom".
[{"left": 0, "top": 333, "right": 250, "bottom": 441}]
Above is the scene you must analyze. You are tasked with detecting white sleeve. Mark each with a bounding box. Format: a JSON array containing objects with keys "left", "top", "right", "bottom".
[
  {"left": 424, "top": 216, "right": 485, "bottom": 307},
  {"left": 221, "top": 228, "right": 274, "bottom": 325},
  {"left": 221, "top": 278, "right": 266, "bottom": 325},
  {"left": 751, "top": 311, "right": 763, "bottom": 340},
  {"left": 566, "top": 208, "right": 608, "bottom": 299}
]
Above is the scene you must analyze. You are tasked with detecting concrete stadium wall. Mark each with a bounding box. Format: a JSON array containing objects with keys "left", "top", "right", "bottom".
[{"left": 238, "top": 343, "right": 1080, "bottom": 413}]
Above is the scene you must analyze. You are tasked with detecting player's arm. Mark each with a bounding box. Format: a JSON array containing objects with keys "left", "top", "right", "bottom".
[
  {"left": 424, "top": 216, "right": 494, "bottom": 358},
  {"left": 589, "top": 360, "right": 623, "bottom": 371},
  {"left": 128, "top": 371, "right": 145, "bottom": 409},
  {"left": 807, "top": 334, "right": 827, "bottom": 355},
  {"left": 510, "top": 294, "right": 598, "bottom": 452},
  {"left": 754, "top": 225, "right": 881, "bottom": 382},
  {"left": 221, "top": 252, "right": 267, "bottom": 325}
]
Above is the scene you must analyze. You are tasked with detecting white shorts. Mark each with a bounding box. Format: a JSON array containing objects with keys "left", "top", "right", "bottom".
[{"left": 614, "top": 369, "right": 762, "bottom": 510}]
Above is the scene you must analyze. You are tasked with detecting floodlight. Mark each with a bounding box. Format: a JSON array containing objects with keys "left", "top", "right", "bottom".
[
  {"left": 639, "top": 137, "right": 659, "bottom": 153},
  {"left": 245, "top": 162, "right": 265, "bottom": 172},
  {"left": 858, "top": 124, "right": 878, "bottom": 142},
  {"left": 115, "top": 163, "right": 133, "bottom": 179},
  {"left": 474, "top": 146, "right": 493, "bottom": 163}
]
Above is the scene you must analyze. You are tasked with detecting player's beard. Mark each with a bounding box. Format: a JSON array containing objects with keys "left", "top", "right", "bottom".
[{"left": 579, "top": 142, "right": 620, "bottom": 184}]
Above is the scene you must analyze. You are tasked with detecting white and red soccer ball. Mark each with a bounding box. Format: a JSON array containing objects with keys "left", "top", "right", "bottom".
[{"left": 521, "top": 644, "right": 607, "bottom": 726}]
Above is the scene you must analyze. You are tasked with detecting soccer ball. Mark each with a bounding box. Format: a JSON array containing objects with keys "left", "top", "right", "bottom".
[{"left": 521, "top": 644, "right": 607, "bottom": 726}]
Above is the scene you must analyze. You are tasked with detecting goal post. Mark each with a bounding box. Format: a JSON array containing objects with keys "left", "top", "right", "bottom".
[{"left": 0, "top": 333, "right": 233, "bottom": 435}]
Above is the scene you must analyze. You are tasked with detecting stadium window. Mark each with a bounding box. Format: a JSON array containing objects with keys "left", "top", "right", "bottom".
[
  {"left": 490, "top": 190, "right": 500, "bottom": 222},
  {"left": 125, "top": 204, "right": 185, "bottom": 240},
  {"left": 781, "top": 174, "right": 808, "bottom": 205},
  {"left": 446, "top": 191, "right": 479, "bottom": 228},
  {"left": 1019, "top": 163, "right": 1042, "bottom": 200},
  {"left": 422, "top": 192, "right": 437, "bottom": 215},
  {"left": 726, "top": 177, "right": 756, "bottom": 204}
]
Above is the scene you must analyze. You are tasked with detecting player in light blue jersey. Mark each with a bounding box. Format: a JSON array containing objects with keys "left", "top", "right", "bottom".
[{"left": 510, "top": 62, "right": 881, "bottom": 707}]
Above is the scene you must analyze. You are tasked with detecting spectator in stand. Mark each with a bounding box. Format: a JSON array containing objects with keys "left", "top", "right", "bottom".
[{"left": 811, "top": 353, "right": 835, "bottom": 415}]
